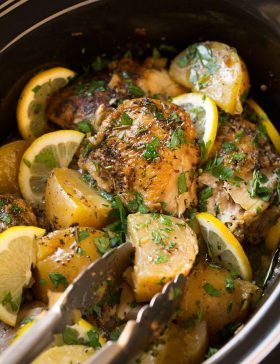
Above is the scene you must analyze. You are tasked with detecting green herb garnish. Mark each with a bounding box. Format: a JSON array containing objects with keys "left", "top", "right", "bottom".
[
  {"left": 49, "top": 273, "right": 68, "bottom": 289},
  {"left": 143, "top": 137, "right": 159, "bottom": 161},
  {"left": 178, "top": 172, "right": 188, "bottom": 194},
  {"left": 203, "top": 282, "right": 221, "bottom": 297}
]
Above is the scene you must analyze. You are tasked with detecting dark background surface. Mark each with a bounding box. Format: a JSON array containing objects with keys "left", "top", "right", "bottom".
[{"left": 0, "top": 0, "right": 279, "bottom": 362}]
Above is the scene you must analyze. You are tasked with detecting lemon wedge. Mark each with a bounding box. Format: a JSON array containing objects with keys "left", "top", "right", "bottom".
[
  {"left": 18, "top": 130, "right": 84, "bottom": 205},
  {"left": 172, "top": 92, "right": 218, "bottom": 155},
  {"left": 0, "top": 226, "right": 45, "bottom": 326},
  {"left": 265, "top": 217, "right": 280, "bottom": 251},
  {"left": 32, "top": 345, "right": 95, "bottom": 364},
  {"left": 196, "top": 212, "right": 252, "bottom": 280},
  {"left": 247, "top": 99, "right": 280, "bottom": 153},
  {"left": 17, "top": 67, "right": 75, "bottom": 141}
]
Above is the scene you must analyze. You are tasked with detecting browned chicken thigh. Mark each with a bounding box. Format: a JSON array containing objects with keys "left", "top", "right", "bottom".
[
  {"left": 79, "top": 98, "right": 199, "bottom": 216},
  {"left": 46, "top": 57, "right": 185, "bottom": 130},
  {"left": 0, "top": 194, "right": 37, "bottom": 232},
  {"left": 199, "top": 114, "right": 280, "bottom": 243}
]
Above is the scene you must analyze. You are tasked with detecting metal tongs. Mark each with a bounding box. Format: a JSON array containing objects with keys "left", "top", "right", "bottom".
[{"left": 0, "top": 242, "right": 185, "bottom": 364}]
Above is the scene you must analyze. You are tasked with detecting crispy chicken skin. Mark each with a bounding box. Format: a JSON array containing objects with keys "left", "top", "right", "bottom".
[
  {"left": 79, "top": 98, "right": 199, "bottom": 216},
  {"left": 199, "top": 115, "right": 280, "bottom": 243},
  {"left": 46, "top": 57, "right": 185, "bottom": 130},
  {"left": 0, "top": 194, "right": 37, "bottom": 232}
]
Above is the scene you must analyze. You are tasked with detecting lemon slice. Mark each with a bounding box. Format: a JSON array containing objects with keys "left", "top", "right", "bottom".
[
  {"left": 18, "top": 130, "right": 84, "bottom": 205},
  {"left": 196, "top": 212, "right": 252, "bottom": 280},
  {"left": 172, "top": 92, "right": 218, "bottom": 154},
  {"left": 0, "top": 226, "right": 45, "bottom": 326},
  {"left": 32, "top": 345, "right": 95, "bottom": 364},
  {"left": 247, "top": 99, "right": 280, "bottom": 153},
  {"left": 17, "top": 67, "right": 75, "bottom": 141}
]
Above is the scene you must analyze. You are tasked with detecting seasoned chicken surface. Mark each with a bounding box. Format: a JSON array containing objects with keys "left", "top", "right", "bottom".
[
  {"left": 0, "top": 194, "right": 37, "bottom": 232},
  {"left": 46, "top": 57, "right": 185, "bottom": 130},
  {"left": 79, "top": 98, "right": 199, "bottom": 216},
  {"left": 199, "top": 115, "right": 280, "bottom": 242}
]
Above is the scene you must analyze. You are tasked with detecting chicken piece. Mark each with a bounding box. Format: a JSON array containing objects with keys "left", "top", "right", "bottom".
[
  {"left": 46, "top": 57, "right": 185, "bottom": 130},
  {"left": 79, "top": 98, "right": 199, "bottom": 216},
  {"left": 0, "top": 194, "right": 37, "bottom": 232},
  {"left": 199, "top": 115, "right": 280, "bottom": 242}
]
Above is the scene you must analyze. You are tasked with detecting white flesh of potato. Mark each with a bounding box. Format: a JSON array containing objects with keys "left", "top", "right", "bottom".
[
  {"left": 170, "top": 41, "right": 249, "bottom": 114},
  {"left": 127, "top": 213, "right": 198, "bottom": 302}
]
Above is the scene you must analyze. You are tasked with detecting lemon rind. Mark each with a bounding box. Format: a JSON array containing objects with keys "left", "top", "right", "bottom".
[
  {"left": 196, "top": 212, "right": 252, "bottom": 280},
  {"left": 247, "top": 99, "right": 280, "bottom": 154},
  {"left": 18, "top": 130, "right": 84, "bottom": 204},
  {"left": 172, "top": 92, "right": 218, "bottom": 154},
  {"left": 17, "top": 67, "right": 75, "bottom": 141}
]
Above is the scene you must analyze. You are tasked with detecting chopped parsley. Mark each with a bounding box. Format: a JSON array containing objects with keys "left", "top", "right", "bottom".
[
  {"left": 2, "top": 292, "right": 21, "bottom": 312},
  {"left": 222, "top": 141, "right": 239, "bottom": 153},
  {"left": 249, "top": 170, "right": 272, "bottom": 201},
  {"left": 93, "top": 236, "right": 110, "bottom": 254},
  {"left": 91, "top": 56, "right": 108, "bottom": 72},
  {"left": 23, "top": 159, "right": 31, "bottom": 168},
  {"left": 77, "top": 229, "right": 90, "bottom": 242},
  {"left": 205, "top": 155, "right": 233, "bottom": 181},
  {"left": 203, "top": 282, "right": 221, "bottom": 297},
  {"left": 220, "top": 322, "right": 241, "bottom": 341},
  {"left": 232, "top": 152, "right": 246, "bottom": 161},
  {"left": 76, "top": 120, "right": 93, "bottom": 134},
  {"left": 127, "top": 84, "right": 145, "bottom": 97},
  {"left": 225, "top": 277, "right": 235, "bottom": 293},
  {"left": 235, "top": 130, "right": 244, "bottom": 141},
  {"left": 167, "top": 128, "right": 187, "bottom": 149},
  {"left": 32, "top": 85, "right": 41, "bottom": 93},
  {"left": 49, "top": 273, "right": 68, "bottom": 289},
  {"left": 177, "top": 43, "right": 220, "bottom": 88},
  {"left": 154, "top": 254, "right": 169, "bottom": 264},
  {"left": 63, "top": 327, "right": 79, "bottom": 345},
  {"left": 35, "top": 148, "right": 57, "bottom": 169},
  {"left": 198, "top": 186, "right": 213, "bottom": 212},
  {"left": 120, "top": 112, "right": 133, "bottom": 126},
  {"left": 206, "top": 347, "right": 219, "bottom": 358},
  {"left": 127, "top": 192, "right": 149, "bottom": 213},
  {"left": 142, "top": 137, "right": 159, "bottom": 161},
  {"left": 87, "top": 328, "right": 102, "bottom": 349},
  {"left": 177, "top": 172, "right": 188, "bottom": 194},
  {"left": 11, "top": 203, "right": 23, "bottom": 214}
]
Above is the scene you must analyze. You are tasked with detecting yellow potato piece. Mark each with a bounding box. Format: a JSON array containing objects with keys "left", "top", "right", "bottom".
[
  {"left": 170, "top": 41, "right": 249, "bottom": 114},
  {"left": 45, "top": 168, "right": 112, "bottom": 229},
  {"left": 179, "top": 263, "right": 261, "bottom": 342},
  {"left": 127, "top": 213, "right": 198, "bottom": 302},
  {"left": 33, "top": 227, "right": 102, "bottom": 302},
  {"left": 32, "top": 345, "right": 95, "bottom": 364},
  {"left": 157, "top": 321, "right": 208, "bottom": 364},
  {"left": 265, "top": 216, "right": 280, "bottom": 251},
  {"left": 0, "top": 140, "right": 28, "bottom": 195}
]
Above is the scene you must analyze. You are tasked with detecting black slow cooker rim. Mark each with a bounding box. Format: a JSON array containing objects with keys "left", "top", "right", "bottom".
[{"left": 0, "top": 0, "right": 279, "bottom": 363}]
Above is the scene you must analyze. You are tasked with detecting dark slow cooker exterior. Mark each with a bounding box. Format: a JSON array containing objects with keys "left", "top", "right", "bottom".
[{"left": 0, "top": 0, "right": 279, "bottom": 362}]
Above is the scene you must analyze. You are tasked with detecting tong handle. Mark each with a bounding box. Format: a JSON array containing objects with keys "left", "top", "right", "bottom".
[
  {"left": 0, "top": 306, "right": 63, "bottom": 364},
  {"left": 86, "top": 321, "right": 150, "bottom": 364}
]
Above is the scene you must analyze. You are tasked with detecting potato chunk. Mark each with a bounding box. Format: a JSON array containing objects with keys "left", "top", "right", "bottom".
[
  {"left": 170, "top": 41, "right": 249, "bottom": 114},
  {"left": 179, "top": 263, "right": 261, "bottom": 343},
  {"left": 45, "top": 168, "right": 112, "bottom": 229},
  {"left": 127, "top": 213, "right": 198, "bottom": 302},
  {"left": 0, "top": 140, "right": 28, "bottom": 195},
  {"left": 139, "top": 321, "right": 208, "bottom": 364},
  {"left": 34, "top": 227, "right": 103, "bottom": 302}
]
